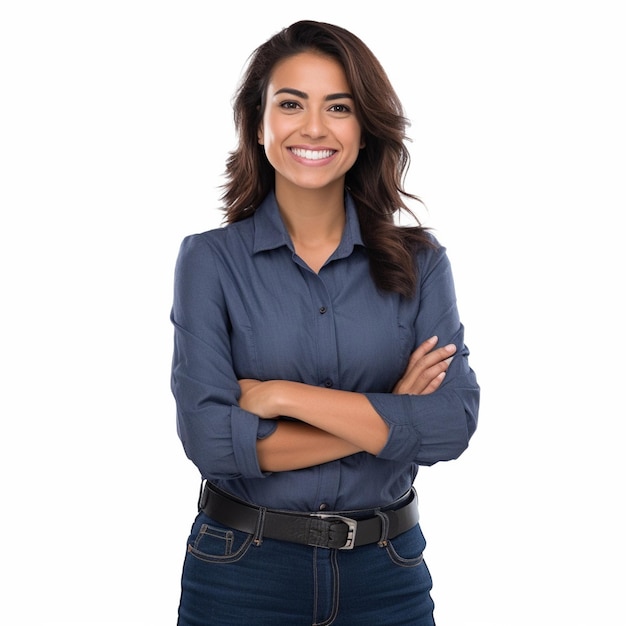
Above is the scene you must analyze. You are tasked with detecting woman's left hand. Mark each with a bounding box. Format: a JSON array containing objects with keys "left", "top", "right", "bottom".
[{"left": 238, "top": 379, "right": 282, "bottom": 418}]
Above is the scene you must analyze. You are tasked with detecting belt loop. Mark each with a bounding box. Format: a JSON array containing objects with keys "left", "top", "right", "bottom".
[
  {"left": 197, "top": 479, "right": 208, "bottom": 512},
  {"left": 375, "top": 510, "right": 390, "bottom": 547},
  {"left": 253, "top": 506, "right": 267, "bottom": 546}
]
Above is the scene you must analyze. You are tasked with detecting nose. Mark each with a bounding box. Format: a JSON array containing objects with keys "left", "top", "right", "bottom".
[{"left": 300, "top": 109, "right": 327, "bottom": 138}]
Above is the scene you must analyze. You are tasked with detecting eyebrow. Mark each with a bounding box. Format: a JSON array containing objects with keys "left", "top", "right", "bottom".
[{"left": 273, "top": 87, "right": 353, "bottom": 101}]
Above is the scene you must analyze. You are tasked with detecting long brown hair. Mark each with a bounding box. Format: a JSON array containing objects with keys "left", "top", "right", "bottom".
[{"left": 221, "top": 20, "right": 435, "bottom": 297}]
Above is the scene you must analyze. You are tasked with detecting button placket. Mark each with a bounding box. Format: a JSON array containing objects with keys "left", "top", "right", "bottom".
[{"left": 305, "top": 272, "right": 341, "bottom": 508}]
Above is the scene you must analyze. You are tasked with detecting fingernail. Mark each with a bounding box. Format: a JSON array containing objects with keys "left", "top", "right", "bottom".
[{"left": 445, "top": 343, "right": 456, "bottom": 353}]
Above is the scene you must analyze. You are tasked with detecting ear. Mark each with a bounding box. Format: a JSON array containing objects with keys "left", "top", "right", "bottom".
[{"left": 257, "top": 123, "right": 264, "bottom": 145}]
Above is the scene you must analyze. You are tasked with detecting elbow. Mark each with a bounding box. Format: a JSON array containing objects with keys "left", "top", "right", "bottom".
[
  {"left": 417, "top": 396, "right": 479, "bottom": 466},
  {"left": 445, "top": 384, "right": 479, "bottom": 459},
  {"left": 176, "top": 410, "right": 243, "bottom": 481},
  {"left": 443, "top": 430, "right": 472, "bottom": 462},
  {"left": 179, "top": 436, "right": 242, "bottom": 481},
  {"left": 421, "top": 431, "right": 471, "bottom": 466},
  {"left": 176, "top": 404, "right": 267, "bottom": 480},
  {"left": 443, "top": 395, "right": 479, "bottom": 462}
]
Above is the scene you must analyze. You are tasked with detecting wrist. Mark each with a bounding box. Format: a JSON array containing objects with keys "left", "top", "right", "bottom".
[{"left": 274, "top": 380, "right": 300, "bottom": 418}]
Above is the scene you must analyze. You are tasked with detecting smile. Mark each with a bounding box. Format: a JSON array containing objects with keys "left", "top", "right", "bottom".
[{"left": 289, "top": 148, "right": 336, "bottom": 161}]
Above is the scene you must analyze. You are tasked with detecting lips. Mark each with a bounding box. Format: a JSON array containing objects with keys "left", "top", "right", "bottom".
[{"left": 289, "top": 148, "right": 336, "bottom": 160}]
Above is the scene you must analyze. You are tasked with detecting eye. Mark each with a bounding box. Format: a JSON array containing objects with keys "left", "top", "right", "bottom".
[
  {"left": 279, "top": 100, "right": 301, "bottom": 110},
  {"left": 329, "top": 103, "right": 352, "bottom": 114}
]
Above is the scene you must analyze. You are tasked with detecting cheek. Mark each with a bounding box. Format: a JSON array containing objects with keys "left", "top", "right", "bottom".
[
  {"left": 259, "top": 119, "right": 281, "bottom": 154},
  {"left": 261, "top": 132, "right": 280, "bottom": 165},
  {"left": 342, "top": 122, "right": 364, "bottom": 153},
  {"left": 345, "top": 131, "right": 364, "bottom": 163}
]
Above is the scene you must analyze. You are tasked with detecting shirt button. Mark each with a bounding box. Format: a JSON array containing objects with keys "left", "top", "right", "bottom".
[
  {"left": 319, "top": 503, "right": 328, "bottom": 511},
  {"left": 324, "top": 379, "right": 333, "bottom": 388},
  {"left": 319, "top": 306, "right": 327, "bottom": 314}
]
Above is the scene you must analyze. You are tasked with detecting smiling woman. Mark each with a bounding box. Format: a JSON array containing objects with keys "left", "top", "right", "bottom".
[
  {"left": 258, "top": 52, "right": 364, "bottom": 200},
  {"left": 170, "top": 19, "right": 479, "bottom": 626}
]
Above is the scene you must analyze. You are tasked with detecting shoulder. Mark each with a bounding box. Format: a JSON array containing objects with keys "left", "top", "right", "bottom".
[
  {"left": 177, "top": 218, "right": 254, "bottom": 264},
  {"left": 173, "top": 222, "right": 254, "bottom": 295},
  {"left": 413, "top": 230, "right": 455, "bottom": 284},
  {"left": 414, "top": 229, "right": 445, "bottom": 263}
]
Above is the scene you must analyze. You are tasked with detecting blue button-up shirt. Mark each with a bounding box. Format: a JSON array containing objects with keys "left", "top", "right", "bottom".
[{"left": 171, "top": 191, "right": 479, "bottom": 511}]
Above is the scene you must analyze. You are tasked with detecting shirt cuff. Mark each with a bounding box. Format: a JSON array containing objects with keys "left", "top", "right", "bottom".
[
  {"left": 230, "top": 406, "right": 274, "bottom": 478},
  {"left": 364, "top": 393, "right": 422, "bottom": 461}
]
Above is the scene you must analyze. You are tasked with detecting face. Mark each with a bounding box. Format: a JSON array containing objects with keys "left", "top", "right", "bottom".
[{"left": 258, "top": 52, "right": 363, "bottom": 195}]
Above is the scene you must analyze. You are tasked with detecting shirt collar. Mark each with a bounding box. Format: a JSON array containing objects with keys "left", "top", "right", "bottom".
[{"left": 252, "top": 190, "right": 365, "bottom": 257}]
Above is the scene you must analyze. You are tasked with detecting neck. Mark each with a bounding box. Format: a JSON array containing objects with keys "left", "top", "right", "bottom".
[{"left": 274, "top": 179, "right": 346, "bottom": 244}]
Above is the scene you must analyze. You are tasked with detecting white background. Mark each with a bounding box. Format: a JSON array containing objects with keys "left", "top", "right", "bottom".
[{"left": 1, "top": 1, "right": 624, "bottom": 624}]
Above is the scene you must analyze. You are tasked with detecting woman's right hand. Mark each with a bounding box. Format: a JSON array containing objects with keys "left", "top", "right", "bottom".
[{"left": 393, "top": 336, "right": 456, "bottom": 396}]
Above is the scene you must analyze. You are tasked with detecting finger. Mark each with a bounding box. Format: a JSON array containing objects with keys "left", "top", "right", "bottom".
[
  {"left": 406, "top": 336, "right": 438, "bottom": 367},
  {"left": 239, "top": 378, "right": 260, "bottom": 390},
  {"left": 407, "top": 341, "right": 456, "bottom": 371},
  {"left": 402, "top": 344, "right": 456, "bottom": 386},
  {"left": 407, "top": 364, "right": 447, "bottom": 394},
  {"left": 421, "top": 371, "right": 447, "bottom": 395},
  {"left": 396, "top": 352, "right": 454, "bottom": 395}
]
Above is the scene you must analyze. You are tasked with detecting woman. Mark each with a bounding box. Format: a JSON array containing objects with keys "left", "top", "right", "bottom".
[{"left": 171, "top": 20, "right": 479, "bottom": 625}]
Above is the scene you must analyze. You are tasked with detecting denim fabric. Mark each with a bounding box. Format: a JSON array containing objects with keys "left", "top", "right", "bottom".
[{"left": 178, "top": 512, "right": 435, "bottom": 626}]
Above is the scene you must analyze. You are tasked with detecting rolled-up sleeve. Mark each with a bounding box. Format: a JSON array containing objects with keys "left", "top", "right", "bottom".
[
  {"left": 365, "top": 246, "right": 480, "bottom": 466},
  {"left": 170, "top": 234, "right": 276, "bottom": 480}
]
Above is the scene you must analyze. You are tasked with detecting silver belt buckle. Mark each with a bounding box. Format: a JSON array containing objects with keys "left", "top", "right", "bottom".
[{"left": 312, "top": 513, "right": 358, "bottom": 550}]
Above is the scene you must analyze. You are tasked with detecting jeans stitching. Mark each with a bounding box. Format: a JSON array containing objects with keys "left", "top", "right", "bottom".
[
  {"left": 385, "top": 541, "right": 425, "bottom": 568},
  {"left": 313, "top": 549, "right": 340, "bottom": 626},
  {"left": 188, "top": 523, "right": 254, "bottom": 564}
]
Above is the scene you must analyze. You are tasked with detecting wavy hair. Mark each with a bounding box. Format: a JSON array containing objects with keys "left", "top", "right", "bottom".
[{"left": 221, "top": 20, "right": 435, "bottom": 297}]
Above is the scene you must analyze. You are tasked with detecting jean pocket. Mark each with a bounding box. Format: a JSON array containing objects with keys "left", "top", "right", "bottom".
[
  {"left": 187, "top": 518, "right": 254, "bottom": 564},
  {"left": 384, "top": 525, "right": 426, "bottom": 568}
]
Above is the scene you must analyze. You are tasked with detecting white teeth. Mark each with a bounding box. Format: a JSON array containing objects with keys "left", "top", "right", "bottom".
[{"left": 291, "top": 148, "right": 334, "bottom": 160}]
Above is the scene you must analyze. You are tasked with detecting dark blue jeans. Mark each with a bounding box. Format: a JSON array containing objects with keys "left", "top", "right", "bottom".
[{"left": 177, "top": 512, "right": 435, "bottom": 625}]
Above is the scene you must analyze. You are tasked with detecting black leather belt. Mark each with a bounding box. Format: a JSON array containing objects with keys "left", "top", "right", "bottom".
[{"left": 200, "top": 483, "right": 419, "bottom": 550}]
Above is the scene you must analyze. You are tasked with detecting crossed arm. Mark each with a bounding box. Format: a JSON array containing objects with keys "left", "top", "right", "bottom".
[{"left": 239, "top": 336, "right": 456, "bottom": 472}]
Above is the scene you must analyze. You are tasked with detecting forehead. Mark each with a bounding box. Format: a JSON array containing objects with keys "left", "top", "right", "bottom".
[{"left": 268, "top": 52, "right": 350, "bottom": 93}]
